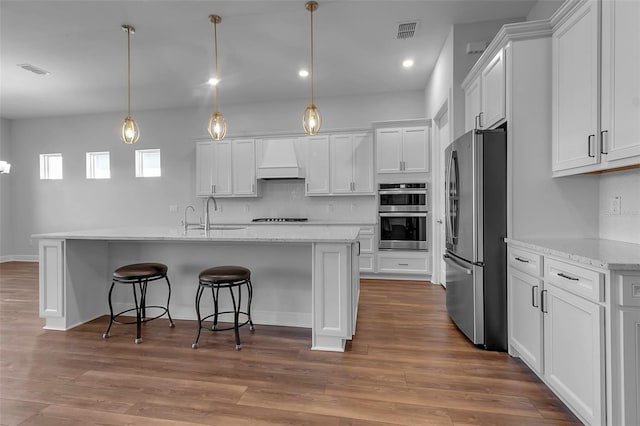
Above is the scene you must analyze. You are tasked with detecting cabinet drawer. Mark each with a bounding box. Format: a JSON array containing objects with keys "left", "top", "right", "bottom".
[
  {"left": 377, "top": 252, "right": 428, "bottom": 274},
  {"left": 545, "top": 258, "right": 604, "bottom": 303},
  {"left": 509, "top": 246, "right": 543, "bottom": 277},
  {"left": 618, "top": 273, "right": 640, "bottom": 307}
]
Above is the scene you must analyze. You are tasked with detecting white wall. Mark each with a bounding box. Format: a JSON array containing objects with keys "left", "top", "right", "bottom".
[
  {"left": 5, "top": 90, "right": 425, "bottom": 257},
  {"left": 526, "top": 0, "right": 564, "bottom": 21},
  {"left": 599, "top": 169, "right": 640, "bottom": 243},
  {"left": 0, "top": 118, "right": 11, "bottom": 259},
  {"left": 425, "top": 28, "right": 453, "bottom": 120}
]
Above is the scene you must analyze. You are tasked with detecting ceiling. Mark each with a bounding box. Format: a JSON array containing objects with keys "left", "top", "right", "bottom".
[{"left": 0, "top": 0, "right": 537, "bottom": 120}]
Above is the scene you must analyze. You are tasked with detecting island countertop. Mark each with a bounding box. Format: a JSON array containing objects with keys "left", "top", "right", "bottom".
[{"left": 32, "top": 224, "right": 361, "bottom": 244}]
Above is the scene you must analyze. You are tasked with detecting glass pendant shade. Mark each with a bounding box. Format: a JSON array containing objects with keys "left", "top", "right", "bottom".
[
  {"left": 208, "top": 111, "right": 227, "bottom": 141},
  {"left": 121, "top": 116, "right": 140, "bottom": 144},
  {"left": 303, "top": 103, "right": 321, "bottom": 136}
]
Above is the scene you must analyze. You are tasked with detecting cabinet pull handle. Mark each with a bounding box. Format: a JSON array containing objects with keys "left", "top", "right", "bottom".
[
  {"left": 531, "top": 285, "right": 539, "bottom": 308},
  {"left": 357, "top": 241, "right": 361, "bottom": 256},
  {"left": 558, "top": 272, "right": 579, "bottom": 281},
  {"left": 515, "top": 257, "right": 529, "bottom": 263},
  {"left": 478, "top": 111, "right": 483, "bottom": 128},
  {"left": 587, "top": 134, "right": 595, "bottom": 157},
  {"left": 211, "top": 184, "right": 214, "bottom": 194},
  {"left": 474, "top": 115, "right": 479, "bottom": 130},
  {"left": 398, "top": 263, "right": 409, "bottom": 266},
  {"left": 541, "top": 289, "right": 548, "bottom": 313},
  {"left": 600, "top": 130, "right": 608, "bottom": 154},
  {"left": 306, "top": 183, "right": 309, "bottom": 192},
  {"left": 251, "top": 183, "right": 255, "bottom": 193}
]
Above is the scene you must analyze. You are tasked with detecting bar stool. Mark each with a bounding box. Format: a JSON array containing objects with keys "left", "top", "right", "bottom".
[
  {"left": 103, "top": 262, "right": 175, "bottom": 343},
  {"left": 192, "top": 265, "right": 254, "bottom": 350}
]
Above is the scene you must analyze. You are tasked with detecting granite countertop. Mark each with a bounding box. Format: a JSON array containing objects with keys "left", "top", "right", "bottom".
[
  {"left": 506, "top": 237, "right": 640, "bottom": 271},
  {"left": 32, "top": 224, "right": 361, "bottom": 244}
]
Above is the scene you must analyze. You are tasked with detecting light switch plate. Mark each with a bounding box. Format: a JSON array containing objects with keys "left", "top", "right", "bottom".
[{"left": 611, "top": 196, "right": 621, "bottom": 215}]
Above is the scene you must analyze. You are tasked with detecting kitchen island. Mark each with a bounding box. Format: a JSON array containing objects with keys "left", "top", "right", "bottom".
[{"left": 33, "top": 225, "right": 361, "bottom": 352}]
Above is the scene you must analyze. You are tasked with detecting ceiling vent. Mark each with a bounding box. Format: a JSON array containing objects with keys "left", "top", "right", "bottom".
[
  {"left": 397, "top": 21, "right": 419, "bottom": 40},
  {"left": 17, "top": 63, "right": 50, "bottom": 75}
]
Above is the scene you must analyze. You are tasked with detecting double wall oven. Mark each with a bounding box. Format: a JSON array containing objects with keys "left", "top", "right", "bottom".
[{"left": 378, "top": 183, "right": 428, "bottom": 251}]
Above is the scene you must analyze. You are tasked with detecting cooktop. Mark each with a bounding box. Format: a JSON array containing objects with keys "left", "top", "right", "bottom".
[{"left": 252, "top": 217, "right": 309, "bottom": 223}]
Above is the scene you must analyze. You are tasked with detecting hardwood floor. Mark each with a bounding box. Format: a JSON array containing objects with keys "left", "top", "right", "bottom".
[{"left": 0, "top": 261, "right": 581, "bottom": 425}]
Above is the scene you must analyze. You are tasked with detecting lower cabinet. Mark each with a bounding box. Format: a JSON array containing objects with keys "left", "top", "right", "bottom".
[
  {"left": 543, "top": 283, "right": 605, "bottom": 425},
  {"left": 358, "top": 226, "right": 375, "bottom": 273},
  {"left": 377, "top": 251, "right": 430, "bottom": 275},
  {"left": 507, "top": 245, "right": 606, "bottom": 426},
  {"left": 620, "top": 309, "right": 640, "bottom": 425}
]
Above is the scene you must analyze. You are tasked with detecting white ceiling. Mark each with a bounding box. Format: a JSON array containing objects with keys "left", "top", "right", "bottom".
[{"left": 0, "top": 0, "right": 537, "bottom": 120}]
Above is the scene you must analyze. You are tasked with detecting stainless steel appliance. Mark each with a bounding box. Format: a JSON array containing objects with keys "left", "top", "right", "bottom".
[
  {"left": 378, "top": 183, "right": 428, "bottom": 251},
  {"left": 444, "top": 129, "right": 507, "bottom": 351}
]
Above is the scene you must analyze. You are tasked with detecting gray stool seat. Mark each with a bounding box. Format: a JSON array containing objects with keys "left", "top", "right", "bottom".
[
  {"left": 192, "top": 265, "right": 254, "bottom": 350},
  {"left": 103, "top": 262, "right": 174, "bottom": 343}
]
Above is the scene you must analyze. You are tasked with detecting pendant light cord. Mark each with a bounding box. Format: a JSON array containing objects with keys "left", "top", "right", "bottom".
[
  {"left": 310, "top": 6, "right": 314, "bottom": 105},
  {"left": 214, "top": 20, "right": 219, "bottom": 112},
  {"left": 127, "top": 28, "right": 131, "bottom": 118}
]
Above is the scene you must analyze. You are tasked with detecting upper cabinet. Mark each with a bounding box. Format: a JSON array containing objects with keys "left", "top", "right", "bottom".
[
  {"left": 552, "top": 0, "right": 640, "bottom": 176},
  {"left": 463, "top": 49, "right": 506, "bottom": 132},
  {"left": 306, "top": 132, "right": 374, "bottom": 196},
  {"left": 195, "top": 139, "right": 258, "bottom": 198},
  {"left": 375, "top": 127, "right": 429, "bottom": 174},
  {"left": 330, "top": 133, "right": 374, "bottom": 194}
]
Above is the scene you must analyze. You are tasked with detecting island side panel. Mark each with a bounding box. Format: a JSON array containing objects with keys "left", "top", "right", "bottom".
[{"left": 311, "top": 242, "right": 353, "bottom": 352}]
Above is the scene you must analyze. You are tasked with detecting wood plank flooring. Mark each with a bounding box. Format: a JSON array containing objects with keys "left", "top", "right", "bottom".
[{"left": 0, "top": 262, "right": 581, "bottom": 425}]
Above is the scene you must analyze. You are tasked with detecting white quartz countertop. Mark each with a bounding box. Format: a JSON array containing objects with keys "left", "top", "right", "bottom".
[
  {"left": 506, "top": 237, "right": 640, "bottom": 271},
  {"left": 32, "top": 224, "right": 361, "bottom": 244}
]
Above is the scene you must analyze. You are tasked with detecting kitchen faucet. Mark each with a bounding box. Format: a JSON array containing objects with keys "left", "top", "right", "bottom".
[
  {"left": 204, "top": 196, "right": 217, "bottom": 232},
  {"left": 183, "top": 205, "right": 196, "bottom": 231}
]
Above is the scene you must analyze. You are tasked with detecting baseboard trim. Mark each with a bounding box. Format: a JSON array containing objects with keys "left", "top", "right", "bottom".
[{"left": 0, "top": 255, "right": 39, "bottom": 263}]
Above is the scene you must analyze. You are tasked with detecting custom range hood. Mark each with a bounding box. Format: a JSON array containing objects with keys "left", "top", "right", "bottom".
[{"left": 256, "top": 138, "right": 304, "bottom": 179}]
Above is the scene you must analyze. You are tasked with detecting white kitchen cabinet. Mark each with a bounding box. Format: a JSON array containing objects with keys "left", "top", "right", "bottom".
[
  {"left": 464, "top": 75, "right": 482, "bottom": 133},
  {"left": 377, "top": 251, "right": 430, "bottom": 275},
  {"left": 375, "top": 127, "right": 429, "bottom": 174},
  {"left": 231, "top": 139, "right": 257, "bottom": 196},
  {"left": 508, "top": 268, "right": 544, "bottom": 374},
  {"left": 552, "top": 0, "right": 640, "bottom": 176},
  {"left": 330, "top": 133, "right": 373, "bottom": 195},
  {"left": 357, "top": 226, "right": 375, "bottom": 273},
  {"left": 617, "top": 272, "right": 640, "bottom": 426},
  {"left": 305, "top": 135, "right": 330, "bottom": 195},
  {"left": 195, "top": 139, "right": 257, "bottom": 197},
  {"left": 463, "top": 49, "right": 506, "bottom": 132},
  {"left": 543, "top": 282, "right": 605, "bottom": 426}
]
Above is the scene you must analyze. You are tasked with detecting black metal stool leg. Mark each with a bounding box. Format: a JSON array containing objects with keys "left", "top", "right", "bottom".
[
  {"left": 165, "top": 275, "right": 175, "bottom": 327},
  {"left": 211, "top": 286, "right": 220, "bottom": 330},
  {"left": 247, "top": 279, "right": 255, "bottom": 332},
  {"left": 103, "top": 280, "right": 116, "bottom": 339},
  {"left": 133, "top": 281, "right": 143, "bottom": 344},
  {"left": 192, "top": 284, "right": 206, "bottom": 349},
  {"left": 140, "top": 279, "right": 148, "bottom": 320},
  {"left": 229, "top": 285, "right": 241, "bottom": 350}
]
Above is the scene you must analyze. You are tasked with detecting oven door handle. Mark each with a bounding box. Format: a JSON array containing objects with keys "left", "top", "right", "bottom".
[
  {"left": 379, "top": 212, "right": 428, "bottom": 217},
  {"left": 378, "top": 190, "right": 427, "bottom": 195}
]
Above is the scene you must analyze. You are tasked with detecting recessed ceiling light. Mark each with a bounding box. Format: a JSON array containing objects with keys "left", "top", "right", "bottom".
[
  {"left": 299, "top": 69, "right": 309, "bottom": 78},
  {"left": 17, "top": 63, "right": 51, "bottom": 75},
  {"left": 207, "top": 77, "right": 219, "bottom": 86},
  {"left": 402, "top": 59, "right": 414, "bottom": 68}
]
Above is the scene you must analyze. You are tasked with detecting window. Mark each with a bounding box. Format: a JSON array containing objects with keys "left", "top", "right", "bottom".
[
  {"left": 39, "top": 153, "right": 63, "bottom": 180},
  {"left": 86, "top": 151, "right": 111, "bottom": 179},
  {"left": 135, "top": 149, "right": 161, "bottom": 177}
]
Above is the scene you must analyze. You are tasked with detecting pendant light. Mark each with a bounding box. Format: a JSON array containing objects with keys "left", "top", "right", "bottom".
[
  {"left": 120, "top": 25, "right": 140, "bottom": 145},
  {"left": 303, "top": 1, "right": 321, "bottom": 135},
  {"left": 208, "top": 15, "right": 227, "bottom": 141}
]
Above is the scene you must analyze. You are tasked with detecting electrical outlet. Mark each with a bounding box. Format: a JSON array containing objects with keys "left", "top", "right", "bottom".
[
  {"left": 169, "top": 205, "right": 178, "bottom": 213},
  {"left": 611, "top": 196, "right": 621, "bottom": 215}
]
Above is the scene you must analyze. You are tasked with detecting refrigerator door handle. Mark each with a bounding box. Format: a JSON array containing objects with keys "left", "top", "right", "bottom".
[
  {"left": 445, "top": 151, "right": 454, "bottom": 247},
  {"left": 443, "top": 254, "right": 472, "bottom": 275}
]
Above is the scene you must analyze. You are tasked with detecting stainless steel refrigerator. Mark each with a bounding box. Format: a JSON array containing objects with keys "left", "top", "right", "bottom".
[{"left": 444, "top": 128, "right": 507, "bottom": 351}]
